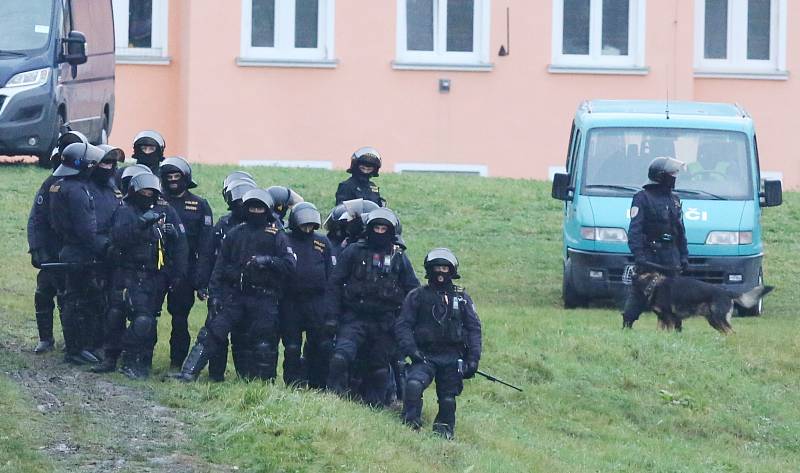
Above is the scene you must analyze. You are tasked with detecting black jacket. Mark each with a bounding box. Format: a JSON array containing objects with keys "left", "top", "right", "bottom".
[
  {"left": 27, "top": 174, "right": 63, "bottom": 262},
  {"left": 163, "top": 191, "right": 214, "bottom": 289},
  {"left": 88, "top": 178, "right": 124, "bottom": 252},
  {"left": 286, "top": 230, "right": 334, "bottom": 296},
  {"left": 335, "top": 176, "right": 384, "bottom": 207},
  {"left": 48, "top": 176, "right": 104, "bottom": 263},
  {"left": 628, "top": 184, "right": 689, "bottom": 269}
]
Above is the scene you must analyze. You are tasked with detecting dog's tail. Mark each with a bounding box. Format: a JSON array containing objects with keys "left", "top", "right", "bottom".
[{"left": 734, "top": 285, "right": 775, "bottom": 309}]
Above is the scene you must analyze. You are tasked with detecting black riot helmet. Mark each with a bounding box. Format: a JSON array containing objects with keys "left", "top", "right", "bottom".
[
  {"left": 160, "top": 156, "right": 197, "bottom": 196},
  {"left": 222, "top": 171, "right": 255, "bottom": 196},
  {"left": 57, "top": 130, "right": 89, "bottom": 155},
  {"left": 53, "top": 142, "right": 104, "bottom": 177},
  {"left": 323, "top": 204, "right": 347, "bottom": 240},
  {"left": 97, "top": 144, "right": 126, "bottom": 164},
  {"left": 338, "top": 198, "right": 380, "bottom": 240},
  {"left": 120, "top": 164, "right": 152, "bottom": 194},
  {"left": 363, "top": 207, "right": 399, "bottom": 249},
  {"left": 266, "top": 186, "right": 304, "bottom": 220},
  {"left": 347, "top": 146, "right": 382, "bottom": 177},
  {"left": 48, "top": 147, "right": 61, "bottom": 171},
  {"left": 94, "top": 145, "right": 125, "bottom": 183},
  {"left": 363, "top": 208, "right": 399, "bottom": 232},
  {"left": 647, "top": 157, "right": 685, "bottom": 188},
  {"left": 423, "top": 248, "right": 460, "bottom": 280},
  {"left": 126, "top": 173, "right": 162, "bottom": 210},
  {"left": 132, "top": 130, "right": 166, "bottom": 168},
  {"left": 225, "top": 179, "right": 258, "bottom": 205},
  {"left": 241, "top": 188, "right": 275, "bottom": 226},
  {"left": 289, "top": 202, "right": 321, "bottom": 232}
]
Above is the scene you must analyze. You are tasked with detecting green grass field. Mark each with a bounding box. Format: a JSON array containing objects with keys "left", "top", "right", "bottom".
[{"left": 0, "top": 164, "right": 798, "bottom": 472}]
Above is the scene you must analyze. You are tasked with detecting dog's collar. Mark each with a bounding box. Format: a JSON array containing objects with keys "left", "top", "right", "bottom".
[{"left": 643, "top": 273, "right": 666, "bottom": 303}]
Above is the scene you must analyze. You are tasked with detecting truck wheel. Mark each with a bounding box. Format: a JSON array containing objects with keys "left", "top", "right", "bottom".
[
  {"left": 738, "top": 268, "right": 764, "bottom": 317},
  {"left": 562, "top": 261, "right": 587, "bottom": 309}
]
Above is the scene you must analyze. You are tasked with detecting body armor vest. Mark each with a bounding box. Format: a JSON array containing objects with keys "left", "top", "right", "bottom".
[
  {"left": 413, "top": 285, "right": 466, "bottom": 350},
  {"left": 343, "top": 245, "right": 404, "bottom": 314}
]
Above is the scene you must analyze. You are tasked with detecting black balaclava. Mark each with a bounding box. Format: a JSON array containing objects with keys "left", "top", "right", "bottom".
[
  {"left": 162, "top": 170, "right": 188, "bottom": 197},
  {"left": 427, "top": 265, "right": 454, "bottom": 289},
  {"left": 230, "top": 200, "right": 247, "bottom": 222},
  {"left": 245, "top": 205, "right": 271, "bottom": 227},
  {"left": 293, "top": 224, "right": 315, "bottom": 240},
  {"left": 366, "top": 224, "right": 394, "bottom": 250},
  {"left": 92, "top": 162, "right": 116, "bottom": 185},
  {"left": 661, "top": 173, "right": 677, "bottom": 190},
  {"left": 130, "top": 191, "right": 157, "bottom": 211}
]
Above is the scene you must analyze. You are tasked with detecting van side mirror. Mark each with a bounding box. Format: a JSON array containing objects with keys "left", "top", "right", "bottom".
[
  {"left": 551, "top": 173, "right": 573, "bottom": 201},
  {"left": 761, "top": 179, "right": 782, "bottom": 207},
  {"left": 62, "top": 31, "right": 88, "bottom": 66}
]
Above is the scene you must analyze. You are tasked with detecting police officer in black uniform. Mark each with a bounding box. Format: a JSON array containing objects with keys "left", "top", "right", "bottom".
[
  {"left": 325, "top": 208, "right": 419, "bottom": 406},
  {"left": 623, "top": 157, "right": 689, "bottom": 329},
  {"left": 174, "top": 189, "right": 296, "bottom": 382},
  {"left": 157, "top": 156, "right": 215, "bottom": 368},
  {"left": 266, "top": 186, "right": 303, "bottom": 227},
  {"left": 48, "top": 141, "right": 106, "bottom": 364},
  {"left": 86, "top": 145, "right": 125, "bottom": 352},
  {"left": 130, "top": 130, "right": 167, "bottom": 173},
  {"left": 335, "top": 147, "right": 386, "bottom": 207},
  {"left": 323, "top": 204, "right": 348, "bottom": 259},
  {"left": 395, "top": 248, "right": 482, "bottom": 439},
  {"left": 206, "top": 176, "right": 258, "bottom": 381},
  {"left": 27, "top": 131, "right": 88, "bottom": 353},
  {"left": 281, "top": 202, "right": 334, "bottom": 387},
  {"left": 104, "top": 173, "right": 188, "bottom": 378}
]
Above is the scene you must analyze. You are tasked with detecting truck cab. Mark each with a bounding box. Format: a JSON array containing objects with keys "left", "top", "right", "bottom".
[
  {"left": 0, "top": 0, "right": 115, "bottom": 166},
  {"left": 552, "top": 100, "right": 782, "bottom": 314}
]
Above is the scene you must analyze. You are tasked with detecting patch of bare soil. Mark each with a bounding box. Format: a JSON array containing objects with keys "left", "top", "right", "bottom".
[{"left": 1, "top": 339, "right": 234, "bottom": 473}]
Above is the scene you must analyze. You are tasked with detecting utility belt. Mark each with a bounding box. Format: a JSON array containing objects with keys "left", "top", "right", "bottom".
[
  {"left": 236, "top": 280, "right": 280, "bottom": 296},
  {"left": 646, "top": 233, "right": 675, "bottom": 248}
]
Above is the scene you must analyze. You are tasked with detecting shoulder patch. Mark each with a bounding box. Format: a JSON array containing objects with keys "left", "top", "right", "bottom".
[
  {"left": 204, "top": 215, "right": 212, "bottom": 226},
  {"left": 114, "top": 190, "right": 123, "bottom": 199},
  {"left": 265, "top": 227, "right": 278, "bottom": 235},
  {"left": 157, "top": 198, "right": 168, "bottom": 205},
  {"left": 178, "top": 223, "right": 186, "bottom": 234},
  {"left": 331, "top": 255, "right": 337, "bottom": 266},
  {"left": 49, "top": 184, "right": 60, "bottom": 193},
  {"left": 36, "top": 194, "right": 44, "bottom": 205},
  {"left": 629, "top": 206, "right": 639, "bottom": 218}
]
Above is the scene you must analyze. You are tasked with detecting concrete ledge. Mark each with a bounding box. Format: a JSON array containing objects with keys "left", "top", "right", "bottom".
[
  {"left": 236, "top": 57, "right": 338, "bottom": 69},
  {"left": 392, "top": 61, "right": 493, "bottom": 72},
  {"left": 694, "top": 70, "right": 789, "bottom": 81},
  {"left": 115, "top": 55, "right": 171, "bottom": 65},
  {"left": 548, "top": 64, "right": 649, "bottom": 76},
  {"left": 239, "top": 159, "right": 333, "bottom": 169},
  {"left": 394, "top": 162, "right": 488, "bottom": 176}
]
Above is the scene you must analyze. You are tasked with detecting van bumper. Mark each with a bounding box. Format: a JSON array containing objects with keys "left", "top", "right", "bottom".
[
  {"left": 0, "top": 82, "right": 57, "bottom": 157},
  {"left": 566, "top": 248, "right": 763, "bottom": 300}
]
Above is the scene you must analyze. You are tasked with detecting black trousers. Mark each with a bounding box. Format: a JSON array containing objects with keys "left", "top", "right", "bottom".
[
  {"left": 280, "top": 293, "right": 331, "bottom": 387},
  {"left": 154, "top": 274, "right": 196, "bottom": 366},
  {"left": 34, "top": 269, "right": 63, "bottom": 342},
  {"left": 61, "top": 267, "right": 105, "bottom": 356},
  {"left": 111, "top": 269, "right": 164, "bottom": 360},
  {"left": 403, "top": 352, "right": 463, "bottom": 429}
]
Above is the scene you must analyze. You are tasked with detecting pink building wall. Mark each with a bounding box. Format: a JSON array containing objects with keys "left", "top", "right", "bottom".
[{"left": 110, "top": 1, "right": 798, "bottom": 186}]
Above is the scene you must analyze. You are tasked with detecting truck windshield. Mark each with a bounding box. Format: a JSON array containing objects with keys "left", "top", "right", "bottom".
[
  {"left": 582, "top": 127, "right": 753, "bottom": 200},
  {"left": 0, "top": 0, "right": 54, "bottom": 53}
]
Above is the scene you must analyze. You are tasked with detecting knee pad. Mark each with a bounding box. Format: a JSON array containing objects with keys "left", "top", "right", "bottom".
[
  {"left": 132, "top": 316, "right": 156, "bottom": 339},
  {"left": 253, "top": 341, "right": 276, "bottom": 363},
  {"left": 405, "top": 379, "right": 424, "bottom": 401}
]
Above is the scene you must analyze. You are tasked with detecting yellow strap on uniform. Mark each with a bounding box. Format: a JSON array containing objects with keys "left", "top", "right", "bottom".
[{"left": 157, "top": 238, "right": 165, "bottom": 270}]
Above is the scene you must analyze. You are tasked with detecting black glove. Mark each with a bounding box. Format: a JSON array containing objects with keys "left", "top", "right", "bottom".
[
  {"left": 252, "top": 255, "right": 274, "bottom": 268},
  {"left": 197, "top": 287, "right": 209, "bottom": 301},
  {"left": 323, "top": 318, "right": 338, "bottom": 337},
  {"left": 409, "top": 350, "right": 427, "bottom": 364},
  {"left": 139, "top": 210, "right": 162, "bottom": 228},
  {"left": 161, "top": 222, "right": 177, "bottom": 237},
  {"left": 680, "top": 260, "right": 689, "bottom": 274},
  {"left": 462, "top": 360, "right": 479, "bottom": 379}
]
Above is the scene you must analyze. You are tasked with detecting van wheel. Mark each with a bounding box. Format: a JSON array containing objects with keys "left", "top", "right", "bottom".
[
  {"left": 737, "top": 268, "right": 764, "bottom": 317},
  {"left": 563, "top": 260, "right": 587, "bottom": 309}
]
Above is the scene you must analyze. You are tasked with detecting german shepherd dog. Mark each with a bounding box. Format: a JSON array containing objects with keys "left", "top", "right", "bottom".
[{"left": 634, "top": 271, "right": 774, "bottom": 333}]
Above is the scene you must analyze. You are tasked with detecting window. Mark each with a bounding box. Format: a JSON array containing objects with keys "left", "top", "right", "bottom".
[
  {"left": 695, "top": 0, "right": 787, "bottom": 76},
  {"left": 240, "top": 0, "right": 336, "bottom": 64},
  {"left": 395, "top": 0, "right": 491, "bottom": 70},
  {"left": 551, "top": 0, "right": 646, "bottom": 71},
  {"left": 112, "top": 0, "right": 169, "bottom": 61}
]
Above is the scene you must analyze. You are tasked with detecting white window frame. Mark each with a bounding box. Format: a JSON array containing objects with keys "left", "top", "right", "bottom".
[
  {"left": 550, "top": 0, "right": 646, "bottom": 72},
  {"left": 694, "top": 0, "right": 787, "bottom": 77},
  {"left": 112, "top": 0, "right": 170, "bottom": 63},
  {"left": 394, "top": 0, "right": 491, "bottom": 70},
  {"left": 239, "top": 0, "right": 336, "bottom": 64}
]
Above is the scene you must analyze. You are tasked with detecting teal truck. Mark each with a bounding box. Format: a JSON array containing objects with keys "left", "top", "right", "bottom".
[{"left": 551, "top": 100, "right": 782, "bottom": 315}]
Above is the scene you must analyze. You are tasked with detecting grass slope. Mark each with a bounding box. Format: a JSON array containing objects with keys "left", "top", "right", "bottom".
[{"left": 1, "top": 164, "right": 799, "bottom": 472}]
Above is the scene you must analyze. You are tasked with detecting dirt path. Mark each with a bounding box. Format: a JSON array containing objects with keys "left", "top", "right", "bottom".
[{"left": 1, "top": 339, "right": 232, "bottom": 473}]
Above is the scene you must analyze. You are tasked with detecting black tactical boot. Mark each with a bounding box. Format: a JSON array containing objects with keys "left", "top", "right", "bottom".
[
  {"left": 90, "top": 352, "right": 118, "bottom": 373},
  {"left": 432, "top": 422, "right": 454, "bottom": 440},
  {"left": 120, "top": 351, "right": 144, "bottom": 380},
  {"left": 79, "top": 349, "right": 100, "bottom": 364},
  {"left": 171, "top": 341, "right": 211, "bottom": 382},
  {"left": 622, "top": 319, "right": 634, "bottom": 329},
  {"left": 34, "top": 339, "right": 55, "bottom": 354}
]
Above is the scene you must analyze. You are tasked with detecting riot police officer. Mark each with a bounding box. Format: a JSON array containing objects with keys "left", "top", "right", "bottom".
[
  {"left": 323, "top": 204, "right": 348, "bottom": 259},
  {"left": 86, "top": 145, "right": 125, "bottom": 352},
  {"left": 48, "top": 141, "right": 106, "bottom": 364},
  {"left": 104, "top": 173, "right": 188, "bottom": 378},
  {"left": 27, "top": 131, "right": 88, "bottom": 353},
  {"left": 174, "top": 189, "right": 296, "bottom": 382},
  {"left": 157, "top": 156, "right": 215, "bottom": 368},
  {"left": 395, "top": 248, "right": 482, "bottom": 440},
  {"left": 266, "top": 186, "right": 304, "bottom": 227},
  {"left": 623, "top": 157, "right": 689, "bottom": 329},
  {"left": 325, "top": 208, "right": 419, "bottom": 406},
  {"left": 119, "top": 164, "right": 153, "bottom": 194},
  {"left": 205, "top": 176, "right": 258, "bottom": 381},
  {"left": 281, "top": 202, "right": 334, "bottom": 387},
  {"left": 335, "top": 147, "right": 386, "bottom": 207}
]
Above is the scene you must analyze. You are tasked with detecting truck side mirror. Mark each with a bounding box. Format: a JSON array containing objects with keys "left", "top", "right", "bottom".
[
  {"left": 761, "top": 179, "right": 782, "bottom": 207},
  {"left": 62, "top": 31, "right": 88, "bottom": 66},
  {"left": 551, "top": 173, "right": 573, "bottom": 201}
]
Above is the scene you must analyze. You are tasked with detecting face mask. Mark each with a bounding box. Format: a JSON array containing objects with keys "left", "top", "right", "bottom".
[
  {"left": 230, "top": 202, "right": 247, "bottom": 222},
  {"left": 130, "top": 193, "right": 157, "bottom": 211},
  {"left": 135, "top": 153, "right": 160, "bottom": 170},
  {"left": 164, "top": 177, "right": 187, "bottom": 196},
  {"left": 293, "top": 227, "right": 314, "bottom": 239},
  {"left": 367, "top": 230, "right": 393, "bottom": 250},
  {"left": 246, "top": 209, "right": 270, "bottom": 226},
  {"left": 92, "top": 166, "right": 115, "bottom": 184},
  {"left": 345, "top": 219, "right": 363, "bottom": 239},
  {"left": 662, "top": 173, "right": 677, "bottom": 189},
  {"left": 428, "top": 270, "right": 453, "bottom": 288}
]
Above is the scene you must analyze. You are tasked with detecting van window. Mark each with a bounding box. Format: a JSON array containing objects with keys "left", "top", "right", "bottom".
[
  {"left": 565, "top": 121, "right": 576, "bottom": 168},
  {"left": 582, "top": 127, "right": 753, "bottom": 200},
  {"left": 0, "top": 0, "right": 54, "bottom": 53}
]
